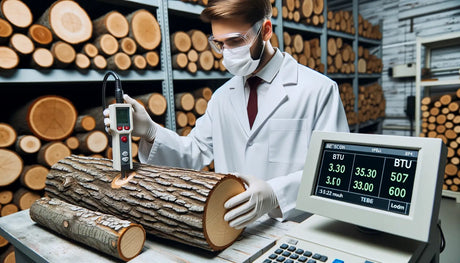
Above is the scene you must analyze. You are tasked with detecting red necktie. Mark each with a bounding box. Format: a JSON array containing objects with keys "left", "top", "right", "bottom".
[{"left": 247, "top": 76, "right": 262, "bottom": 129}]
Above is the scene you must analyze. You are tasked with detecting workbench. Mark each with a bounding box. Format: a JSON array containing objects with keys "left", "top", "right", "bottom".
[{"left": 0, "top": 209, "right": 300, "bottom": 263}]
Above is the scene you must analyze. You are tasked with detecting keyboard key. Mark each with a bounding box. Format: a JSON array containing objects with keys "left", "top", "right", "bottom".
[
  {"left": 303, "top": 251, "right": 313, "bottom": 257},
  {"left": 319, "top": 255, "right": 328, "bottom": 262},
  {"left": 275, "top": 249, "right": 283, "bottom": 254},
  {"left": 280, "top": 244, "right": 289, "bottom": 249},
  {"left": 263, "top": 260, "right": 272, "bottom": 263},
  {"left": 288, "top": 246, "right": 296, "bottom": 252},
  {"left": 276, "top": 256, "right": 286, "bottom": 262},
  {"left": 295, "top": 248, "right": 304, "bottom": 254},
  {"left": 307, "top": 259, "right": 316, "bottom": 263},
  {"left": 269, "top": 254, "right": 277, "bottom": 259},
  {"left": 282, "top": 251, "right": 291, "bottom": 257},
  {"left": 298, "top": 256, "right": 308, "bottom": 262},
  {"left": 312, "top": 253, "right": 322, "bottom": 259},
  {"left": 332, "top": 260, "right": 344, "bottom": 263},
  {"left": 285, "top": 260, "right": 294, "bottom": 263},
  {"left": 290, "top": 254, "right": 299, "bottom": 259}
]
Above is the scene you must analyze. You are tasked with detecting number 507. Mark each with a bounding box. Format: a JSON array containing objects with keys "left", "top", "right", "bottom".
[{"left": 390, "top": 172, "right": 408, "bottom": 183}]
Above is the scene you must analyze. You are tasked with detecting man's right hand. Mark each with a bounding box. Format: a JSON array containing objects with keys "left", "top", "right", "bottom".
[{"left": 103, "top": 94, "right": 158, "bottom": 143}]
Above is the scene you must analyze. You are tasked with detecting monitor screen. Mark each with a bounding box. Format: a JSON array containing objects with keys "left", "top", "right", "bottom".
[
  {"left": 314, "top": 142, "right": 418, "bottom": 215},
  {"left": 297, "top": 131, "right": 446, "bottom": 242}
]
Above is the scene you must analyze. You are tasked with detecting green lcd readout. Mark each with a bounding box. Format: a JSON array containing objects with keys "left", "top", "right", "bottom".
[
  {"left": 116, "top": 107, "right": 130, "bottom": 125},
  {"left": 314, "top": 142, "right": 418, "bottom": 215}
]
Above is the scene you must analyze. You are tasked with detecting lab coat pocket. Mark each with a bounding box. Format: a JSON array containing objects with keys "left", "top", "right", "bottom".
[{"left": 268, "top": 119, "right": 308, "bottom": 164}]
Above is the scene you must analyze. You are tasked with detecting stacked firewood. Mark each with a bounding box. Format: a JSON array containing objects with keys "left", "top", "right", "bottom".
[
  {"left": 0, "top": 92, "right": 167, "bottom": 218},
  {"left": 357, "top": 46, "right": 383, "bottom": 74},
  {"left": 170, "top": 30, "right": 225, "bottom": 73},
  {"left": 283, "top": 32, "right": 324, "bottom": 73},
  {"left": 420, "top": 88, "right": 460, "bottom": 192},
  {"left": 338, "top": 83, "right": 357, "bottom": 125},
  {"left": 282, "top": 0, "right": 324, "bottom": 26},
  {"left": 358, "top": 83, "right": 385, "bottom": 123},
  {"left": 327, "top": 10, "right": 355, "bottom": 34},
  {"left": 358, "top": 14, "right": 382, "bottom": 40},
  {"left": 327, "top": 37, "right": 355, "bottom": 74},
  {"left": 0, "top": 0, "right": 161, "bottom": 70},
  {"left": 175, "top": 87, "right": 212, "bottom": 136}
]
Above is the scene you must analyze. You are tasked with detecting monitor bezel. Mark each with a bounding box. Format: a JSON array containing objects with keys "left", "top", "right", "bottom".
[{"left": 297, "top": 131, "right": 446, "bottom": 242}]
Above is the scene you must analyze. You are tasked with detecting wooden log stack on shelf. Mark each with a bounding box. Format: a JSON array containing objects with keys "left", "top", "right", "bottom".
[
  {"left": 327, "top": 10, "right": 355, "bottom": 35},
  {"left": 283, "top": 31, "right": 324, "bottom": 73},
  {"left": 0, "top": 0, "right": 161, "bottom": 71},
  {"left": 357, "top": 46, "right": 382, "bottom": 74},
  {"left": 282, "top": 0, "right": 324, "bottom": 27},
  {"left": 420, "top": 88, "right": 460, "bottom": 192},
  {"left": 358, "top": 14, "right": 382, "bottom": 40},
  {"left": 171, "top": 29, "right": 224, "bottom": 74},
  {"left": 338, "top": 83, "right": 357, "bottom": 125},
  {"left": 327, "top": 37, "right": 355, "bottom": 74},
  {"left": 175, "top": 87, "right": 212, "bottom": 136},
  {"left": 358, "top": 82, "right": 385, "bottom": 123}
]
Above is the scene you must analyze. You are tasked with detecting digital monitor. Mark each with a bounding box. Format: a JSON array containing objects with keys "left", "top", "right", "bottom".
[{"left": 297, "top": 131, "right": 446, "bottom": 242}]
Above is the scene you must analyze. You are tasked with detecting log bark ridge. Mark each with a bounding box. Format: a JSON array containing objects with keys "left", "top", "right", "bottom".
[
  {"left": 45, "top": 155, "right": 245, "bottom": 251},
  {"left": 30, "top": 197, "right": 145, "bottom": 261}
]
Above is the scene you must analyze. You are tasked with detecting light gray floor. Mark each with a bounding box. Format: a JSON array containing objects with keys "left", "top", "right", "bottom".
[{"left": 439, "top": 196, "right": 460, "bottom": 263}]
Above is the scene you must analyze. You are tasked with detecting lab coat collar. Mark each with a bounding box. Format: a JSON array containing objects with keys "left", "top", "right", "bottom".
[{"left": 228, "top": 52, "right": 299, "bottom": 137}]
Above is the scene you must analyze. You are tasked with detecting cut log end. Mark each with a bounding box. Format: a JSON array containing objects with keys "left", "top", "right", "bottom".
[
  {"left": 128, "top": 9, "right": 161, "bottom": 51},
  {"left": 119, "top": 225, "right": 146, "bottom": 261},
  {"left": 120, "top": 37, "right": 137, "bottom": 55},
  {"left": 107, "top": 52, "right": 131, "bottom": 71},
  {"left": 0, "top": 46, "right": 19, "bottom": 69},
  {"left": 0, "top": 17, "right": 13, "bottom": 38},
  {"left": 1, "top": 0, "right": 33, "bottom": 28},
  {"left": 16, "top": 135, "right": 41, "bottom": 154},
  {"left": 0, "top": 123, "right": 16, "bottom": 148},
  {"left": 0, "top": 149, "right": 23, "bottom": 187},
  {"left": 31, "top": 48, "right": 54, "bottom": 68},
  {"left": 28, "top": 24, "right": 53, "bottom": 46}
]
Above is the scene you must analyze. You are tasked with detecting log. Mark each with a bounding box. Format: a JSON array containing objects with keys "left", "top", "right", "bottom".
[
  {"left": 75, "top": 115, "right": 96, "bottom": 132},
  {"left": 91, "top": 54, "right": 107, "bottom": 69},
  {"left": 194, "top": 87, "right": 213, "bottom": 101},
  {"left": 37, "top": 0, "right": 92, "bottom": 44},
  {"left": 0, "top": 46, "right": 18, "bottom": 69},
  {"left": 134, "top": 93, "right": 167, "bottom": 116},
  {"left": 93, "top": 11, "right": 129, "bottom": 39},
  {"left": 283, "top": 0, "right": 295, "bottom": 12},
  {"left": 197, "top": 50, "right": 214, "bottom": 71},
  {"left": 51, "top": 41, "right": 76, "bottom": 67},
  {"left": 127, "top": 9, "right": 161, "bottom": 51},
  {"left": 171, "top": 31, "right": 192, "bottom": 53},
  {"left": 187, "top": 112, "right": 196, "bottom": 126},
  {"left": 82, "top": 43, "right": 98, "bottom": 58},
  {"left": 45, "top": 155, "right": 246, "bottom": 251},
  {"left": 37, "top": 141, "right": 71, "bottom": 167},
  {"left": 175, "top": 92, "right": 195, "bottom": 111},
  {"left": 313, "top": 0, "right": 323, "bottom": 15},
  {"left": 13, "top": 188, "right": 41, "bottom": 210},
  {"left": 119, "top": 37, "right": 137, "bottom": 55},
  {"left": 0, "top": 17, "right": 12, "bottom": 42},
  {"left": 30, "top": 197, "right": 145, "bottom": 261},
  {"left": 0, "top": 149, "right": 23, "bottom": 187},
  {"left": 0, "top": 0, "right": 33, "bottom": 28},
  {"left": 358, "top": 58, "right": 366, "bottom": 73},
  {"left": 188, "top": 62, "right": 198, "bottom": 74},
  {"left": 76, "top": 130, "right": 108, "bottom": 154},
  {"left": 65, "top": 136, "right": 79, "bottom": 150},
  {"left": 9, "top": 33, "right": 34, "bottom": 56},
  {"left": 28, "top": 24, "right": 53, "bottom": 46},
  {"left": 0, "top": 234, "right": 8, "bottom": 249},
  {"left": 94, "top": 33, "right": 119, "bottom": 57},
  {"left": 0, "top": 190, "right": 13, "bottom": 205},
  {"left": 31, "top": 47, "right": 53, "bottom": 68},
  {"left": 176, "top": 111, "right": 188, "bottom": 128},
  {"left": 188, "top": 29, "right": 208, "bottom": 52},
  {"left": 0, "top": 123, "right": 16, "bottom": 147},
  {"left": 11, "top": 95, "right": 77, "bottom": 141},
  {"left": 172, "top": 53, "right": 188, "bottom": 69},
  {"left": 107, "top": 52, "right": 131, "bottom": 71},
  {"left": 75, "top": 53, "right": 90, "bottom": 69},
  {"left": 270, "top": 32, "right": 279, "bottom": 48},
  {"left": 194, "top": 98, "right": 208, "bottom": 116},
  {"left": 300, "top": 0, "right": 313, "bottom": 18},
  {"left": 15, "top": 135, "right": 41, "bottom": 155},
  {"left": 327, "top": 37, "right": 336, "bottom": 56},
  {"left": 20, "top": 165, "right": 49, "bottom": 191},
  {"left": 292, "top": 34, "right": 304, "bottom": 54},
  {"left": 144, "top": 51, "right": 159, "bottom": 68},
  {"left": 132, "top": 54, "right": 147, "bottom": 70},
  {"left": 187, "top": 49, "right": 198, "bottom": 63},
  {"left": 0, "top": 203, "right": 17, "bottom": 216}
]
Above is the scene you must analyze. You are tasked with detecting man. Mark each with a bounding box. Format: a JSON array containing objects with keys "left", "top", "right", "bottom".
[{"left": 105, "top": 0, "right": 349, "bottom": 230}]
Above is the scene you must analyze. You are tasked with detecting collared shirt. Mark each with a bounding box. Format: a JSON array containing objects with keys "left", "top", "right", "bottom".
[{"left": 244, "top": 48, "right": 284, "bottom": 104}]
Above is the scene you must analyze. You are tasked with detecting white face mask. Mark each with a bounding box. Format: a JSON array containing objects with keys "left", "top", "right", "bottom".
[{"left": 222, "top": 40, "right": 265, "bottom": 77}]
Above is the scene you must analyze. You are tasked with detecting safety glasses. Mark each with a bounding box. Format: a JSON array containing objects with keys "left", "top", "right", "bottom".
[{"left": 208, "top": 20, "right": 264, "bottom": 54}]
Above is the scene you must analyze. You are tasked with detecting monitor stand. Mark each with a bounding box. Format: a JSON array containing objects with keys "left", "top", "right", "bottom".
[{"left": 254, "top": 215, "right": 440, "bottom": 263}]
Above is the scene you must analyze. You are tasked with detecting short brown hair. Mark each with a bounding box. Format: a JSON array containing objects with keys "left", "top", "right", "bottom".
[{"left": 201, "top": 0, "right": 272, "bottom": 25}]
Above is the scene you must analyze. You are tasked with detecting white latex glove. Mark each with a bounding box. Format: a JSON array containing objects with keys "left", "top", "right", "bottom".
[
  {"left": 103, "top": 94, "right": 157, "bottom": 142},
  {"left": 224, "top": 173, "right": 279, "bottom": 229}
]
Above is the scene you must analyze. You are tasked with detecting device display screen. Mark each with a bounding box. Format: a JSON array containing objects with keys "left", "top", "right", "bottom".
[
  {"left": 116, "top": 108, "right": 130, "bottom": 125},
  {"left": 314, "top": 142, "right": 418, "bottom": 215}
]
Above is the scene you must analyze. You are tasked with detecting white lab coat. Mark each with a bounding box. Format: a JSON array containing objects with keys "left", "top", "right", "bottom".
[{"left": 139, "top": 53, "right": 349, "bottom": 220}]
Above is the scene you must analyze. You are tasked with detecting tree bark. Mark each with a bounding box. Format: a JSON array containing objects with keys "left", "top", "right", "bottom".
[
  {"left": 30, "top": 197, "right": 145, "bottom": 261},
  {"left": 45, "top": 155, "right": 246, "bottom": 251}
]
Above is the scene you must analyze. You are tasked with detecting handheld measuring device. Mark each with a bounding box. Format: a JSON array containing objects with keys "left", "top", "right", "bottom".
[{"left": 102, "top": 71, "right": 133, "bottom": 178}]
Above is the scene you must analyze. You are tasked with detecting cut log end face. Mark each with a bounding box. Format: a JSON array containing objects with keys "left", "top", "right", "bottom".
[
  {"left": 106, "top": 12, "right": 129, "bottom": 38},
  {"left": 0, "top": 46, "right": 18, "bottom": 69},
  {"left": 119, "top": 225, "right": 145, "bottom": 260},
  {"left": 43, "top": 142, "right": 71, "bottom": 166},
  {"left": 0, "top": 123, "right": 16, "bottom": 147},
  {"left": 120, "top": 37, "right": 136, "bottom": 55},
  {"left": 19, "top": 135, "right": 41, "bottom": 153},
  {"left": 23, "top": 165, "right": 48, "bottom": 190},
  {"left": 49, "top": 0, "right": 92, "bottom": 44},
  {"left": 100, "top": 34, "right": 118, "bottom": 56},
  {"left": 131, "top": 10, "right": 160, "bottom": 51},
  {"left": 113, "top": 52, "right": 131, "bottom": 70},
  {"left": 29, "top": 24, "right": 53, "bottom": 45},
  {"left": 0, "top": 18, "right": 13, "bottom": 37},
  {"left": 204, "top": 176, "right": 245, "bottom": 250},
  {"left": 0, "top": 149, "right": 23, "bottom": 187},
  {"left": 53, "top": 42, "right": 76, "bottom": 64},
  {"left": 2, "top": 0, "right": 33, "bottom": 28},
  {"left": 33, "top": 48, "right": 53, "bottom": 68},
  {"left": 148, "top": 93, "right": 167, "bottom": 116}
]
